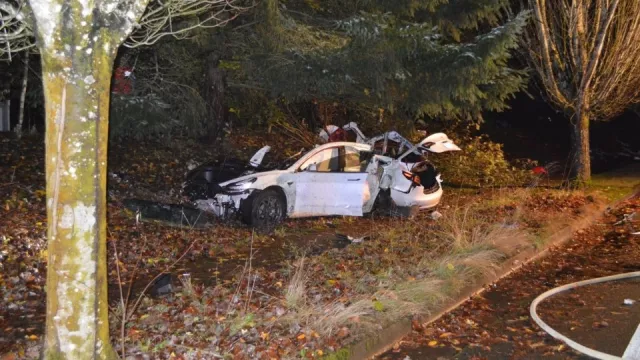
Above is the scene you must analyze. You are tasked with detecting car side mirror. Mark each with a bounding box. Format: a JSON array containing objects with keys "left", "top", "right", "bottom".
[{"left": 307, "top": 163, "right": 317, "bottom": 172}]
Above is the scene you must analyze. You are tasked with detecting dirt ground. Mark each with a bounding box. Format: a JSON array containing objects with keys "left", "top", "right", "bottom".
[{"left": 379, "top": 195, "right": 640, "bottom": 360}]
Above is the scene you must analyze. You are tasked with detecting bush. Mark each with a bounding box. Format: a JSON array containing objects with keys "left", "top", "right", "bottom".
[
  {"left": 109, "top": 88, "right": 208, "bottom": 141},
  {"left": 109, "top": 94, "right": 179, "bottom": 141},
  {"left": 431, "top": 134, "right": 536, "bottom": 188}
]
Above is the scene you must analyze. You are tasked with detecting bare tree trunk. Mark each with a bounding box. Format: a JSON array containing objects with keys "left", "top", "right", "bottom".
[
  {"left": 571, "top": 109, "right": 591, "bottom": 185},
  {"left": 204, "top": 53, "right": 227, "bottom": 142},
  {"left": 15, "top": 54, "right": 29, "bottom": 139},
  {"left": 41, "top": 38, "right": 118, "bottom": 359}
]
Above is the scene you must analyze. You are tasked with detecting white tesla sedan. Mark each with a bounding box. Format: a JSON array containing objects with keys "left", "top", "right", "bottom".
[{"left": 183, "top": 132, "right": 460, "bottom": 228}]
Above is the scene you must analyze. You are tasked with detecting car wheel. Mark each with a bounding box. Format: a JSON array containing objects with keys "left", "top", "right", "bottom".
[
  {"left": 373, "top": 190, "right": 417, "bottom": 218},
  {"left": 244, "top": 189, "right": 286, "bottom": 230}
]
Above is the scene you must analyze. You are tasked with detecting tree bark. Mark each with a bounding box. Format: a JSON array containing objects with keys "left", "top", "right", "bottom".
[
  {"left": 15, "top": 53, "right": 29, "bottom": 139},
  {"left": 204, "top": 53, "right": 227, "bottom": 141},
  {"left": 571, "top": 109, "right": 591, "bottom": 184},
  {"left": 41, "top": 36, "right": 118, "bottom": 360}
]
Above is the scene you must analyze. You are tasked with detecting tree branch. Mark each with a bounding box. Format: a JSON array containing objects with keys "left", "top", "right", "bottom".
[
  {"left": 579, "top": 0, "right": 619, "bottom": 99},
  {"left": 528, "top": 0, "right": 571, "bottom": 108}
]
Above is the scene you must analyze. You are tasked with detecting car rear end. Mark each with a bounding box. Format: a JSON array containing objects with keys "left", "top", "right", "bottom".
[{"left": 389, "top": 161, "right": 443, "bottom": 210}]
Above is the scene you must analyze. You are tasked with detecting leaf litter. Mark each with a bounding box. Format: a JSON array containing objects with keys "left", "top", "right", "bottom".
[{"left": 0, "top": 133, "right": 602, "bottom": 359}]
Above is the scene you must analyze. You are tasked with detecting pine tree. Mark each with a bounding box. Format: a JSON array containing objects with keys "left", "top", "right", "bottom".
[{"left": 240, "top": 0, "right": 529, "bottom": 123}]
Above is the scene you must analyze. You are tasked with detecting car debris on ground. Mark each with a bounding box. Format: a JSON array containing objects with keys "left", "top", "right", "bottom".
[
  {"left": 429, "top": 210, "right": 443, "bottom": 221},
  {"left": 624, "top": 299, "right": 636, "bottom": 306}
]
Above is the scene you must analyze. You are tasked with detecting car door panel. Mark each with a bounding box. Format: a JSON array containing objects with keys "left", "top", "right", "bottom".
[
  {"left": 362, "top": 157, "right": 383, "bottom": 213},
  {"left": 289, "top": 146, "right": 368, "bottom": 217},
  {"left": 291, "top": 172, "right": 366, "bottom": 217}
]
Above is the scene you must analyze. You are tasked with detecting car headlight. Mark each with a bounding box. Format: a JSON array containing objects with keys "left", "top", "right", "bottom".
[{"left": 224, "top": 177, "right": 257, "bottom": 192}]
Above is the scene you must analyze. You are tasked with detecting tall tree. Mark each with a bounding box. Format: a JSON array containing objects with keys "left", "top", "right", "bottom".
[
  {"left": 0, "top": 0, "right": 242, "bottom": 358},
  {"left": 15, "top": 52, "right": 29, "bottom": 138},
  {"left": 234, "top": 0, "right": 529, "bottom": 125},
  {"left": 523, "top": 0, "right": 640, "bottom": 183}
]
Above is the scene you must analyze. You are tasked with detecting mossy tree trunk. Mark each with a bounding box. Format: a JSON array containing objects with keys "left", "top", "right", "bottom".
[
  {"left": 41, "top": 36, "right": 119, "bottom": 360},
  {"left": 28, "top": 0, "right": 148, "bottom": 358},
  {"left": 571, "top": 108, "right": 591, "bottom": 185},
  {"left": 20, "top": 0, "right": 236, "bottom": 356}
]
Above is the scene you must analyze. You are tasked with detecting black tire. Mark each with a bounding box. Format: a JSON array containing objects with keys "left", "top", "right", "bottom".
[
  {"left": 242, "top": 189, "right": 286, "bottom": 230},
  {"left": 372, "top": 190, "right": 417, "bottom": 218}
]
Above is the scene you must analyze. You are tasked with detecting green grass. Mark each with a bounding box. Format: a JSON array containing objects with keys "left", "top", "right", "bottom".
[{"left": 590, "top": 163, "right": 640, "bottom": 202}]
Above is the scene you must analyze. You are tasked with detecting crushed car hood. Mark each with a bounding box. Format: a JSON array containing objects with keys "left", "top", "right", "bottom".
[
  {"left": 183, "top": 146, "right": 282, "bottom": 200},
  {"left": 185, "top": 158, "right": 251, "bottom": 184},
  {"left": 183, "top": 158, "right": 254, "bottom": 200}
]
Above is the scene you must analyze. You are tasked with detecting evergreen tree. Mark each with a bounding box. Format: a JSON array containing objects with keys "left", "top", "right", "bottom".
[{"left": 238, "top": 0, "right": 529, "bottom": 124}]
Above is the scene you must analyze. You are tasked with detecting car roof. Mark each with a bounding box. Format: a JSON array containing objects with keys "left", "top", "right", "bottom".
[{"left": 287, "top": 141, "right": 373, "bottom": 171}]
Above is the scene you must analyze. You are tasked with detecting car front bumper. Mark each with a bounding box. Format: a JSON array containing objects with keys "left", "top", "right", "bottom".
[{"left": 194, "top": 191, "right": 252, "bottom": 218}]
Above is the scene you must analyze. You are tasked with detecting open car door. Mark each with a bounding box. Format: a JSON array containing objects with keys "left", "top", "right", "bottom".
[{"left": 398, "top": 133, "right": 460, "bottom": 161}]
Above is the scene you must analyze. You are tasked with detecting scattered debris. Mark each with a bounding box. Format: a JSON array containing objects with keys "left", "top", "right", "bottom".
[
  {"left": 429, "top": 210, "right": 443, "bottom": 220},
  {"left": 347, "top": 235, "right": 369, "bottom": 243},
  {"left": 178, "top": 273, "right": 192, "bottom": 292},
  {"left": 123, "top": 198, "right": 211, "bottom": 228},
  {"left": 500, "top": 222, "right": 520, "bottom": 229},
  {"left": 335, "top": 234, "right": 370, "bottom": 245},
  {"left": 624, "top": 299, "right": 636, "bottom": 306},
  {"left": 151, "top": 273, "right": 174, "bottom": 296},
  {"left": 531, "top": 166, "right": 547, "bottom": 175},
  {"left": 187, "top": 159, "right": 199, "bottom": 171},
  {"left": 592, "top": 321, "right": 609, "bottom": 329},
  {"left": 614, "top": 212, "right": 636, "bottom": 225}
]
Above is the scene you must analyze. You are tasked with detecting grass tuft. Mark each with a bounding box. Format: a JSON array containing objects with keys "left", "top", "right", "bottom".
[{"left": 285, "top": 257, "right": 308, "bottom": 310}]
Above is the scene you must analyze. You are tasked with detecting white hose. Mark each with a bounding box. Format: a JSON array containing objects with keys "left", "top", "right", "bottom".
[{"left": 530, "top": 271, "right": 640, "bottom": 360}]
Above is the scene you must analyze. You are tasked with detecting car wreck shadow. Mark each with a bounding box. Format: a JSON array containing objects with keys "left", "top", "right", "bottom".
[{"left": 122, "top": 198, "right": 216, "bottom": 228}]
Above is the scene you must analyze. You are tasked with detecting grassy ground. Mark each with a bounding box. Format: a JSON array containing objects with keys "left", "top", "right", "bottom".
[
  {"left": 0, "top": 133, "right": 625, "bottom": 360},
  {"left": 591, "top": 162, "right": 640, "bottom": 201}
]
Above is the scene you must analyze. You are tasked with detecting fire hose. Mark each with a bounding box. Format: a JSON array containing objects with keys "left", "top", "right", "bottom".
[{"left": 530, "top": 271, "right": 640, "bottom": 360}]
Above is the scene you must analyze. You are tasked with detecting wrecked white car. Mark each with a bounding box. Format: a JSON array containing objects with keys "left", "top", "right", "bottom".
[{"left": 183, "top": 132, "right": 460, "bottom": 228}]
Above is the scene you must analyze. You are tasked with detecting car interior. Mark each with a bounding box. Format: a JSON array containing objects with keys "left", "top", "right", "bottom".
[{"left": 301, "top": 147, "right": 372, "bottom": 173}]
